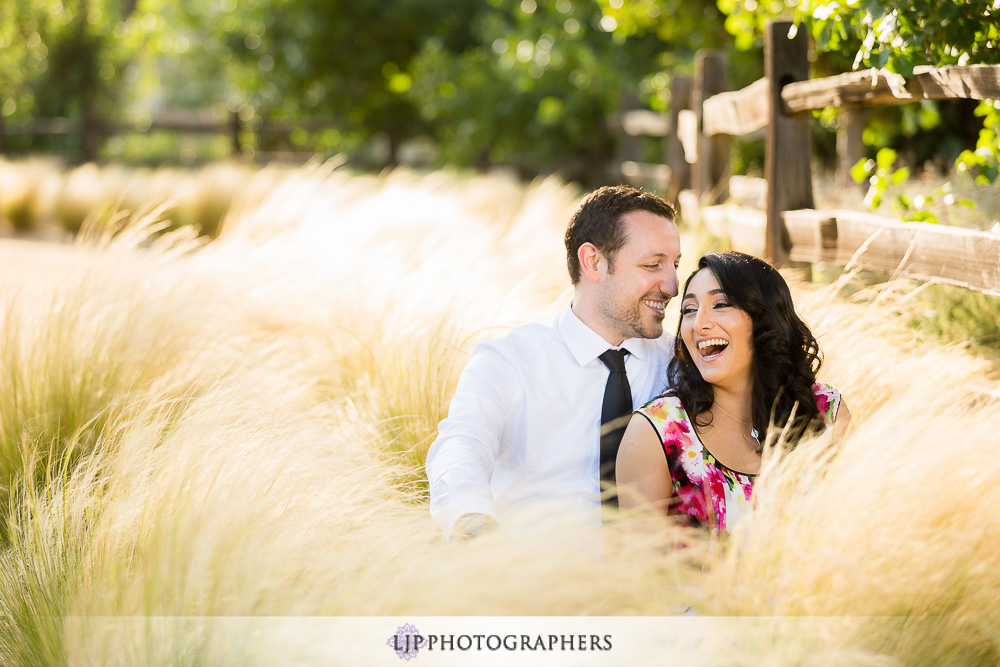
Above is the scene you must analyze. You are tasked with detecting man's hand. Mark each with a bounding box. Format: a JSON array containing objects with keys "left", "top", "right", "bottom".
[{"left": 453, "top": 513, "right": 498, "bottom": 540}]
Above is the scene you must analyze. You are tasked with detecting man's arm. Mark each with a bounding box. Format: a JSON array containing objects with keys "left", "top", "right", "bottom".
[{"left": 425, "top": 343, "right": 516, "bottom": 535}]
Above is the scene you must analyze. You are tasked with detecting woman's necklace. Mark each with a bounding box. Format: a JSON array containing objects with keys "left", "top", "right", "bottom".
[{"left": 714, "top": 402, "right": 760, "bottom": 446}]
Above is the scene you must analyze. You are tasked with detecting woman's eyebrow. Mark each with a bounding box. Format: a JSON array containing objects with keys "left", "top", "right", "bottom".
[{"left": 683, "top": 288, "right": 726, "bottom": 300}]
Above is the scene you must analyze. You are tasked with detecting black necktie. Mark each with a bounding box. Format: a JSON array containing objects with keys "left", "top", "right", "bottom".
[{"left": 598, "top": 348, "right": 632, "bottom": 502}]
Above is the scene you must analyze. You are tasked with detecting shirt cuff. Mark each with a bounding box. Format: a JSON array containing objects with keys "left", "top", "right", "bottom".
[{"left": 432, "top": 496, "right": 497, "bottom": 535}]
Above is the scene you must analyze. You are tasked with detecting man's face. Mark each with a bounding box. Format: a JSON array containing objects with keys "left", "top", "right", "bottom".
[{"left": 596, "top": 210, "right": 681, "bottom": 342}]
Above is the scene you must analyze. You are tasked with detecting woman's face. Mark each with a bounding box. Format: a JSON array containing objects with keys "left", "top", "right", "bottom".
[{"left": 679, "top": 268, "right": 755, "bottom": 393}]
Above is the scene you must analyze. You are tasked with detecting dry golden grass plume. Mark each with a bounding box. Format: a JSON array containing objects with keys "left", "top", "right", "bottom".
[{"left": 0, "top": 165, "right": 997, "bottom": 665}]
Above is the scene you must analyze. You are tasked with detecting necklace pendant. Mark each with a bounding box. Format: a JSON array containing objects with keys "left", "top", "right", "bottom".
[{"left": 750, "top": 427, "right": 760, "bottom": 445}]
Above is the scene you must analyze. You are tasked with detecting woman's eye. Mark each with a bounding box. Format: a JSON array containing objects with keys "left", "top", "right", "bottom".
[
  {"left": 643, "top": 264, "right": 659, "bottom": 270},
  {"left": 681, "top": 306, "right": 696, "bottom": 315},
  {"left": 713, "top": 301, "right": 731, "bottom": 309}
]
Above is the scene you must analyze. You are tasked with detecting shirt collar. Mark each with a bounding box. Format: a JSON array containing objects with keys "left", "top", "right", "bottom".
[{"left": 556, "top": 303, "right": 649, "bottom": 366}]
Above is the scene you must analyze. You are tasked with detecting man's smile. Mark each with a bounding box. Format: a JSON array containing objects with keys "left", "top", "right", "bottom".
[{"left": 641, "top": 298, "right": 667, "bottom": 314}]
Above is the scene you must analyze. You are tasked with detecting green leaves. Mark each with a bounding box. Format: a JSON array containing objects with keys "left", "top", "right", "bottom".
[
  {"left": 850, "top": 157, "right": 872, "bottom": 185},
  {"left": 852, "top": 147, "right": 985, "bottom": 225},
  {"left": 851, "top": 147, "right": 908, "bottom": 210},
  {"left": 955, "top": 102, "right": 1000, "bottom": 185},
  {"left": 875, "top": 146, "right": 897, "bottom": 171}
]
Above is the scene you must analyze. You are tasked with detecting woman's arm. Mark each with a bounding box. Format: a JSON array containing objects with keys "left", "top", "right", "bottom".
[
  {"left": 833, "top": 398, "right": 852, "bottom": 441},
  {"left": 616, "top": 413, "right": 673, "bottom": 514}
]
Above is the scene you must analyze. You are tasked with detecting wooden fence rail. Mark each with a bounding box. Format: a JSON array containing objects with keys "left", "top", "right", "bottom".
[
  {"left": 663, "top": 19, "right": 1000, "bottom": 295},
  {"left": 0, "top": 111, "right": 351, "bottom": 161},
  {"left": 782, "top": 64, "right": 1000, "bottom": 113},
  {"left": 0, "top": 111, "right": 245, "bottom": 159},
  {"left": 784, "top": 209, "right": 1000, "bottom": 291},
  {"left": 702, "top": 78, "right": 769, "bottom": 137}
]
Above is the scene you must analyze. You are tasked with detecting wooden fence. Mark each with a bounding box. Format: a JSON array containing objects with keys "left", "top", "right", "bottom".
[
  {"left": 0, "top": 111, "right": 345, "bottom": 163},
  {"left": 0, "top": 111, "right": 245, "bottom": 160},
  {"left": 613, "top": 20, "right": 1000, "bottom": 295}
]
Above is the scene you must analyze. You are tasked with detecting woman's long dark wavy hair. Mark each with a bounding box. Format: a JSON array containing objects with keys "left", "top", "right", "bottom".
[{"left": 668, "top": 251, "right": 823, "bottom": 451}]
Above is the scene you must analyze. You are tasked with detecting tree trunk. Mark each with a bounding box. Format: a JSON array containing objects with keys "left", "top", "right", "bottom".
[
  {"left": 78, "top": 0, "right": 99, "bottom": 162},
  {"left": 80, "top": 99, "right": 98, "bottom": 162}
]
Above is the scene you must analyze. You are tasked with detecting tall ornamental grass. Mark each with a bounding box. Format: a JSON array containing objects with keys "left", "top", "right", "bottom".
[{"left": 0, "top": 163, "right": 997, "bottom": 665}]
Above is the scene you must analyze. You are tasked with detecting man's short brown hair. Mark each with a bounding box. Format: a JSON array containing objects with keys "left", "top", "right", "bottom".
[{"left": 564, "top": 185, "right": 676, "bottom": 283}]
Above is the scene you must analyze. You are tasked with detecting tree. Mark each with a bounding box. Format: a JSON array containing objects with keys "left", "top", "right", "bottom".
[
  {"left": 407, "top": 0, "right": 664, "bottom": 181},
  {"left": 162, "top": 0, "right": 485, "bottom": 164},
  {"left": 0, "top": 0, "right": 146, "bottom": 160},
  {"left": 157, "top": 0, "right": 683, "bottom": 178}
]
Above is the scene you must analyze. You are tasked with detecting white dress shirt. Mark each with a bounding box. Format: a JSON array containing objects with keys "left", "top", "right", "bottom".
[{"left": 425, "top": 303, "right": 674, "bottom": 535}]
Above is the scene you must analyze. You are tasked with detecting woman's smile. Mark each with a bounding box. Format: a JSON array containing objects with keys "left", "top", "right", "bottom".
[{"left": 696, "top": 337, "right": 730, "bottom": 360}]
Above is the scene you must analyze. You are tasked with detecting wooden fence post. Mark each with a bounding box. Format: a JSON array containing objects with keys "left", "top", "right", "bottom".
[
  {"left": 617, "top": 91, "right": 642, "bottom": 167},
  {"left": 836, "top": 108, "right": 869, "bottom": 188},
  {"left": 765, "top": 21, "right": 813, "bottom": 271},
  {"left": 666, "top": 75, "right": 692, "bottom": 204},
  {"left": 693, "top": 51, "right": 731, "bottom": 205},
  {"left": 80, "top": 102, "right": 99, "bottom": 163}
]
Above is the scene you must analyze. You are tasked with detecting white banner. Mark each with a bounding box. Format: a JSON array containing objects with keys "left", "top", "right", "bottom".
[{"left": 67, "top": 615, "right": 891, "bottom": 666}]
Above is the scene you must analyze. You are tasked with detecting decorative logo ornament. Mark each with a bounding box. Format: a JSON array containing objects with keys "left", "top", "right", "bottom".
[{"left": 387, "top": 623, "right": 424, "bottom": 661}]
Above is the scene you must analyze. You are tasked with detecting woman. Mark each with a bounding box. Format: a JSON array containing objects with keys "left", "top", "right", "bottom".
[{"left": 616, "top": 251, "right": 851, "bottom": 532}]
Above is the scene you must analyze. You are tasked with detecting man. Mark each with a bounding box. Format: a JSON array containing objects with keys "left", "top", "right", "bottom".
[{"left": 425, "top": 185, "right": 681, "bottom": 538}]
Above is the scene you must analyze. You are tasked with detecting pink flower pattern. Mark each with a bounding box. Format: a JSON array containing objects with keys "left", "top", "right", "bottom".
[{"left": 637, "top": 383, "right": 841, "bottom": 532}]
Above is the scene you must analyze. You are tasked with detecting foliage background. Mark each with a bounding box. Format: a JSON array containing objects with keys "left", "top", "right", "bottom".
[
  {"left": 5, "top": 0, "right": 747, "bottom": 178},
  {"left": 3, "top": 0, "right": 997, "bottom": 183},
  {"left": 2, "top": 0, "right": 999, "bottom": 239}
]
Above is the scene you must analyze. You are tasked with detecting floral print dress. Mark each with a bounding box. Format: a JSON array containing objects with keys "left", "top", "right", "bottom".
[{"left": 636, "top": 383, "right": 841, "bottom": 533}]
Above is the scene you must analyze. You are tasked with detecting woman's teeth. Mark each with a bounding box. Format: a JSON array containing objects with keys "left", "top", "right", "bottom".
[{"left": 697, "top": 338, "right": 729, "bottom": 358}]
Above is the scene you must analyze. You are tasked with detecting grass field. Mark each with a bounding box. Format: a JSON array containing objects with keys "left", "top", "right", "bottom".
[{"left": 1, "top": 162, "right": 999, "bottom": 665}]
